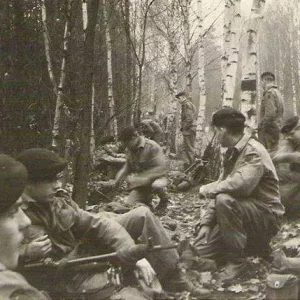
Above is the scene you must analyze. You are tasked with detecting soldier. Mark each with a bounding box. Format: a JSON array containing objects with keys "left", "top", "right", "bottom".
[
  {"left": 115, "top": 126, "right": 170, "bottom": 211},
  {"left": 258, "top": 72, "right": 284, "bottom": 153},
  {"left": 194, "top": 107, "right": 284, "bottom": 284},
  {"left": 0, "top": 154, "right": 50, "bottom": 299},
  {"left": 272, "top": 116, "right": 300, "bottom": 215},
  {"left": 139, "top": 119, "right": 163, "bottom": 144},
  {"left": 175, "top": 91, "right": 197, "bottom": 169},
  {"left": 17, "top": 148, "right": 210, "bottom": 299}
]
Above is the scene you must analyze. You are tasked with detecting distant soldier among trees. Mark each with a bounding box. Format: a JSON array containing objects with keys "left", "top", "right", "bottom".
[
  {"left": 258, "top": 72, "right": 284, "bottom": 153},
  {"left": 175, "top": 91, "right": 197, "bottom": 169}
]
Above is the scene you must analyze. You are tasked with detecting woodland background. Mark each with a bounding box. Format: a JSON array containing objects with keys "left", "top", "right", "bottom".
[{"left": 1, "top": 0, "right": 300, "bottom": 206}]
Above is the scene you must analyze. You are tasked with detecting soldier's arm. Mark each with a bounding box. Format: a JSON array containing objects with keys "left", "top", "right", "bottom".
[{"left": 115, "top": 162, "right": 129, "bottom": 187}]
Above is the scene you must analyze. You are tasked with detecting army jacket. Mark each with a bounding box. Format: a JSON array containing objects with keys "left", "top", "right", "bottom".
[
  {"left": 0, "top": 264, "right": 49, "bottom": 299},
  {"left": 21, "top": 190, "right": 135, "bottom": 260},
  {"left": 200, "top": 133, "right": 285, "bottom": 227},
  {"left": 181, "top": 99, "right": 197, "bottom": 134},
  {"left": 259, "top": 85, "right": 284, "bottom": 128}
]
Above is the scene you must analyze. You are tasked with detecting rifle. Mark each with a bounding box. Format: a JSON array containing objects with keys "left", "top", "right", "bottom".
[{"left": 23, "top": 242, "right": 178, "bottom": 271}]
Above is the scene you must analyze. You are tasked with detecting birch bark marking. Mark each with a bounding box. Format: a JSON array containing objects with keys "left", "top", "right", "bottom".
[
  {"left": 240, "top": 0, "right": 266, "bottom": 118},
  {"left": 103, "top": 0, "right": 118, "bottom": 136},
  {"left": 41, "top": 0, "right": 57, "bottom": 96},
  {"left": 52, "top": 0, "right": 73, "bottom": 148},
  {"left": 167, "top": 0, "right": 180, "bottom": 154},
  {"left": 195, "top": 0, "right": 206, "bottom": 154},
  {"left": 223, "top": 0, "right": 241, "bottom": 107}
]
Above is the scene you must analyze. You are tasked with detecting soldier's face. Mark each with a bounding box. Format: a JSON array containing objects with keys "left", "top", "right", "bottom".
[
  {"left": 286, "top": 122, "right": 300, "bottom": 145},
  {"left": 0, "top": 198, "right": 31, "bottom": 269},
  {"left": 177, "top": 96, "right": 186, "bottom": 104},
  {"left": 215, "top": 126, "right": 230, "bottom": 147},
  {"left": 26, "top": 176, "right": 63, "bottom": 203}
]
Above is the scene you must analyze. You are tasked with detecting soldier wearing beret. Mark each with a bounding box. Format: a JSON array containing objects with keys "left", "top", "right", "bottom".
[
  {"left": 258, "top": 72, "right": 284, "bottom": 153},
  {"left": 175, "top": 91, "right": 197, "bottom": 169},
  {"left": 0, "top": 154, "right": 50, "bottom": 299},
  {"left": 18, "top": 148, "right": 209, "bottom": 299},
  {"left": 272, "top": 116, "right": 300, "bottom": 215},
  {"left": 193, "top": 107, "right": 284, "bottom": 284}
]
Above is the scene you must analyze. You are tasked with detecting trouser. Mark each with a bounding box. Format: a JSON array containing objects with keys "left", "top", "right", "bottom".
[
  {"left": 24, "top": 206, "right": 178, "bottom": 299},
  {"left": 193, "top": 194, "right": 281, "bottom": 263},
  {"left": 258, "top": 124, "right": 280, "bottom": 153},
  {"left": 182, "top": 131, "right": 196, "bottom": 167},
  {"left": 126, "top": 177, "right": 169, "bottom": 206}
]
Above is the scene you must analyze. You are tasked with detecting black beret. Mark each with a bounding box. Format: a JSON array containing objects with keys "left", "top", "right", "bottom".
[
  {"left": 118, "top": 126, "right": 138, "bottom": 142},
  {"left": 261, "top": 72, "right": 275, "bottom": 80},
  {"left": 175, "top": 91, "right": 187, "bottom": 99},
  {"left": 0, "top": 154, "right": 28, "bottom": 214},
  {"left": 212, "top": 107, "right": 246, "bottom": 128},
  {"left": 17, "top": 148, "right": 67, "bottom": 181},
  {"left": 281, "top": 116, "right": 299, "bottom": 134}
]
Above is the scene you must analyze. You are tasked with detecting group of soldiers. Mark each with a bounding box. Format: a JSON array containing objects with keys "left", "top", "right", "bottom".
[{"left": 1, "top": 70, "right": 300, "bottom": 299}]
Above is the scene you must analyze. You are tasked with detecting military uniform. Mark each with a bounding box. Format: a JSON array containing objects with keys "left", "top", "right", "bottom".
[
  {"left": 125, "top": 137, "right": 169, "bottom": 206},
  {"left": 258, "top": 85, "right": 284, "bottom": 152},
  {"left": 21, "top": 190, "right": 178, "bottom": 298},
  {"left": 180, "top": 99, "right": 197, "bottom": 167}
]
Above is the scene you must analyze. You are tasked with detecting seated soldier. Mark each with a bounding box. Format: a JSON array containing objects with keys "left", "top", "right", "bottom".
[
  {"left": 0, "top": 154, "right": 49, "bottom": 299},
  {"left": 115, "top": 126, "right": 169, "bottom": 211},
  {"left": 17, "top": 148, "right": 209, "bottom": 299},
  {"left": 272, "top": 116, "right": 300, "bottom": 215},
  {"left": 193, "top": 107, "right": 284, "bottom": 284},
  {"left": 139, "top": 119, "right": 163, "bottom": 144}
]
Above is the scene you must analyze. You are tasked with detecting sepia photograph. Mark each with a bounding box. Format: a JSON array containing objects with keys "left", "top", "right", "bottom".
[{"left": 0, "top": 0, "right": 300, "bottom": 299}]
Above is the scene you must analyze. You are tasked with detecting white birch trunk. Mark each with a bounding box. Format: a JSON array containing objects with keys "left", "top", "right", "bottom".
[
  {"left": 52, "top": 0, "right": 72, "bottom": 148},
  {"left": 103, "top": 0, "right": 118, "bottom": 136},
  {"left": 41, "top": 0, "right": 57, "bottom": 96},
  {"left": 167, "top": 0, "right": 180, "bottom": 154},
  {"left": 82, "top": 0, "right": 87, "bottom": 40},
  {"left": 195, "top": 0, "right": 207, "bottom": 154},
  {"left": 240, "top": 0, "right": 266, "bottom": 118},
  {"left": 90, "top": 79, "right": 96, "bottom": 165},
  {"left": 223, "top": 0, "right": 242, "bottom": 107}
]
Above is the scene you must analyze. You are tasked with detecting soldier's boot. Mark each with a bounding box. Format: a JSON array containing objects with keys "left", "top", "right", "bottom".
[
  {"left": 161, "top": 267, "right": 211, "bottom": 299},
  {"left": 155, "top": 190, "right": 170, "bottom": 213}
]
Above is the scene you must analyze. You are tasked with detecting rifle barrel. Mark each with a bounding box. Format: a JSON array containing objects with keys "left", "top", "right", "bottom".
[{"left": 23, "top": 243, "right": 178, "bottom": 270}]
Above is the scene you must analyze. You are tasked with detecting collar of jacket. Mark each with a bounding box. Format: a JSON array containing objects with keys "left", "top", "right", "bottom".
[
  {"left": 231, "top": 132, "right": 252, "bottom": 153},
  {"left": 264, "top": 85, "right": 278, "bottom": 93}
]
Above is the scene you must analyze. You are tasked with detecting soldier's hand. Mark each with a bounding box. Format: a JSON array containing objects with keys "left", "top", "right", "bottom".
[
  {"left": 26, "top": 235, "right": 52, "bottom": 260},
  {"left": 117, "top": 244, "right": 148, "bottom": 264},
  {"left": 195, "top": 225, "right": 211, "bottom": 244},
  {"left": 135, "top": 258, "right": 156, "bottom": 286}
]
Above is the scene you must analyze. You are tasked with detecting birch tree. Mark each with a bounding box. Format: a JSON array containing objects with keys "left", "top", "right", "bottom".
[
  {"left": 52, "top": 0, "right": 73, "bottom": 148},
  {"left": 222, "top": 0, "right": 242, "bottom": 107},
  {"left": 240, "top": 0, "right": 266, "bottom": 117},
  {"left": 195, "top": 0, "right": 207, "bottom": 153},
  {"left": 103, "top": 0, "right": 118, "bottom": 136}
]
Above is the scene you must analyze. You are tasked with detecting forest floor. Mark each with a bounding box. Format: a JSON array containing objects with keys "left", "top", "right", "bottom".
[{"left": 89, "top": 158, "right": 300, "bottom": 300}]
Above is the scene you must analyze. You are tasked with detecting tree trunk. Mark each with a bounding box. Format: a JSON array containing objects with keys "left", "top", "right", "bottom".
[
  {"left": 103, "top": 0, "right": 118, "bottom": 136},
  {"left": 52, "top": 0, "right": 73, "bottom": 149},
  {"left": 195, "top": 0, "right": 207, "bottom": 155},
  {"left": 72, "top": 0, "right": 99, "bottom": 208},
  {"left": 41, "top": 0, "right": 57, "bottom": 96},
  {"left": 223, "top": 0, "right": 241, "bottom": 107},
  {"left": 240, "top": 0, "right": 266, "bottom": 119}
]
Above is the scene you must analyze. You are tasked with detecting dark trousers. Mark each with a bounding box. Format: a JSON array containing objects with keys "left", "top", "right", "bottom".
[
  {"left": 182, "top": 131, "right": 196, "bottom": 167},
  {"left": 193, "top": 194, "right": 280, "bottom": 263},
  {"left": 258, "top": 124, "right": 280, "bottom": 153}
]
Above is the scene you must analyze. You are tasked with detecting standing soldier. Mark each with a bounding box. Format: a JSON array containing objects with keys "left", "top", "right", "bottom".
[
  {"left": 258, "top": 72, "right": 284, "bottom": 153},
  {"left": 175, "top": 91, "right": 197, "bottom": 169},
  {"left": 0, "top": 154, "right": 49, "bottom": 299}
]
